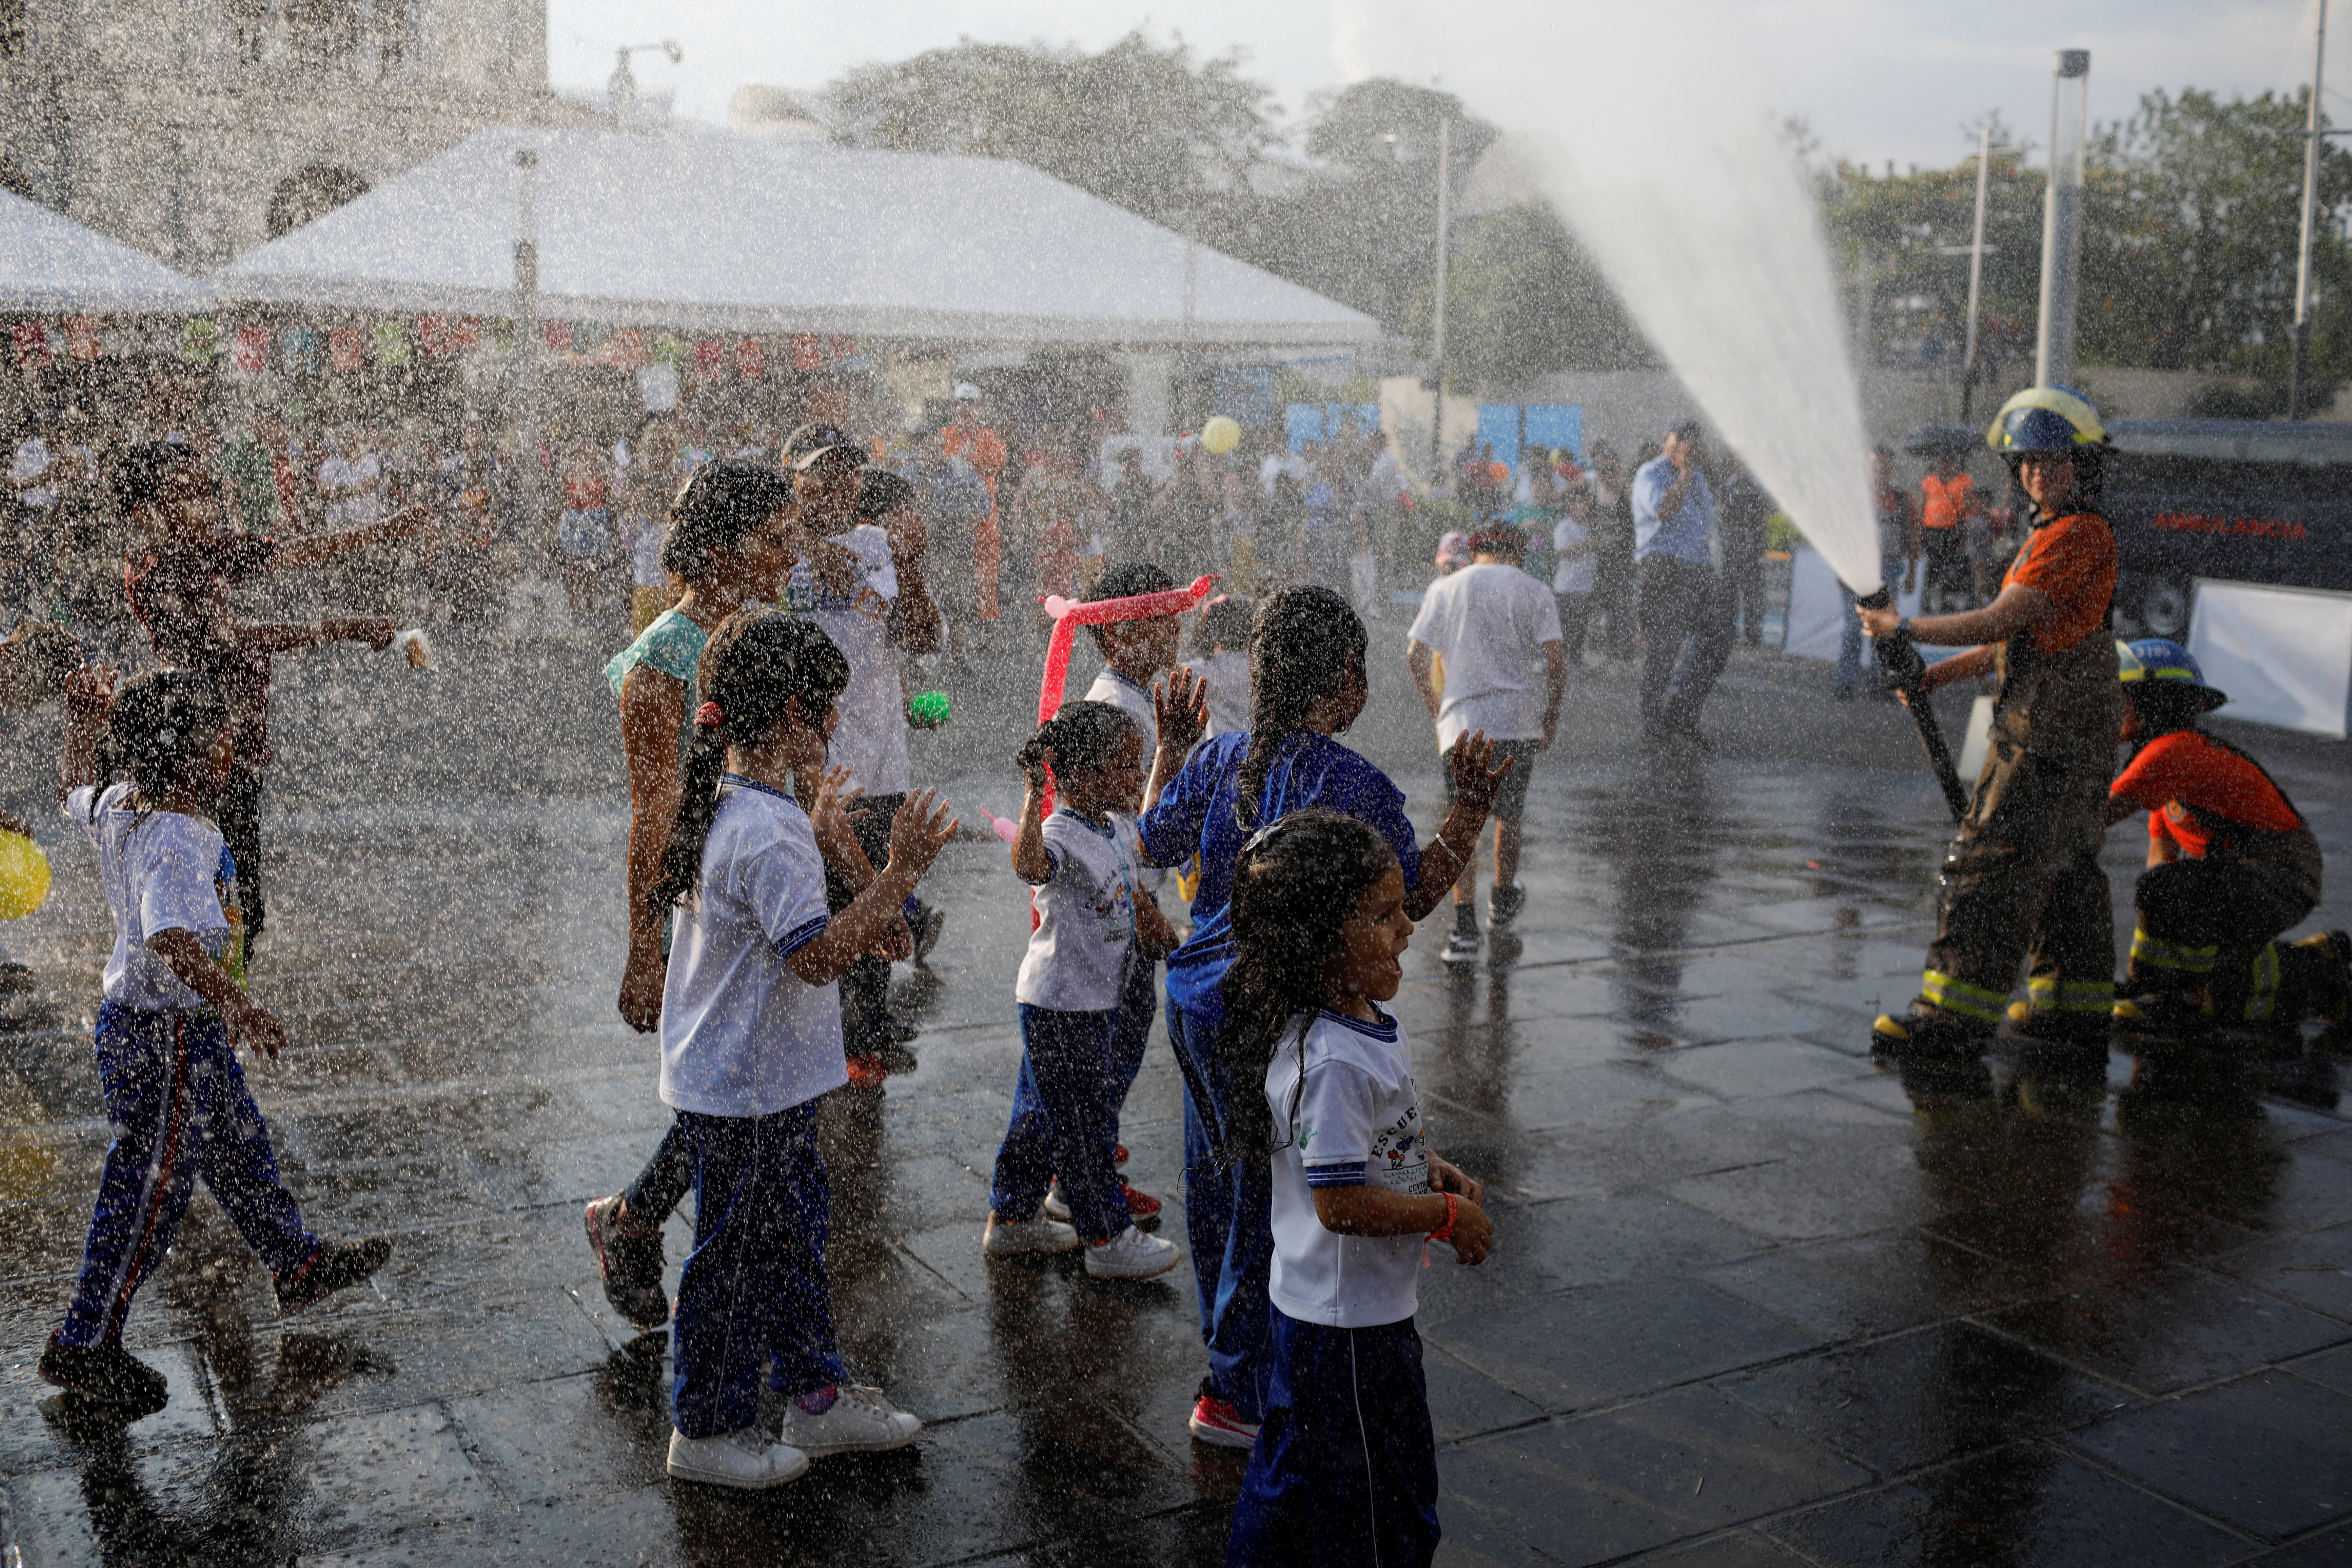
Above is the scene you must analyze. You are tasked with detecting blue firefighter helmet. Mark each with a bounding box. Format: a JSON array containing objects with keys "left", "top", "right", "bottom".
[
  {"left": 2117, "top": 637, "right": 2227, "bottom": 711},
  {"left": 1988, "top": 385, "right": 2108, "bottom": 456}
]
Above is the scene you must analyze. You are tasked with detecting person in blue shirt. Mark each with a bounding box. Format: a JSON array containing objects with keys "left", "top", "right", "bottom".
[
  {"left": 1630, "top": 421, "right": 1733, "bottom": 748},
  {"left": 1136, "top": 586, "right": 1509, "bottom": 1451}
]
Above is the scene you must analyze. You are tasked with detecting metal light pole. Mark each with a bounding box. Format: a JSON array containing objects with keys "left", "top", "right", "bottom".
[
  {"left": 2291, "top": 0, "right": 2329, "bottom": 420},
  {"left": 1430, "top": 115, "right": 1451, "bottom": 478},
  {"left": 609, "top": 40, "right": 683, "bottom": 127},
  {"left": 2035, "top": 50, "right": 2090, "bottom": 389},
  {"left": 1962, "top": 125, "right": 1992, "bottom": 419},
  {"left": 512, "top": 147, "right": 544, "bottom": 543}
]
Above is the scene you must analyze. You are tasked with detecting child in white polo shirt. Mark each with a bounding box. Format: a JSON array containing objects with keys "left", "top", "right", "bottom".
[
  {"left": 985, "top": 701, "right": 1183, "bottom": 1280},
  {"left": 651, "top": 609, "right": 956, "bottom": 1491},
  {"left": 1214, "top": 809, "right": 1493, "bottom": 1567}
]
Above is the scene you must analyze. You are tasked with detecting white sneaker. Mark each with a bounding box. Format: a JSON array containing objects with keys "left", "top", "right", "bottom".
[
  {"left": 984, "top": 1209, "right": 1081, "bottom": 1254},
  {"left": 667, "top": 1426, "right": 809, "bottom": 1489},
  {"left": 1443, "top": 929, "right": 1482, "bottom": 964},
  {"left": 1084, "top": 1224, "right": 1182, "bottom": 1280},
  {"left": 1042, "top": 1180, "right": 1071, "bottom": 1222},
  {"left": 775, "top": 1385, "right": 923, "bottom": 1457}
]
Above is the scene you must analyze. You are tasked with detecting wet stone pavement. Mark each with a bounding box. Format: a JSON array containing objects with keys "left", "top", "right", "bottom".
[{"left": 1, "top": 626, "right": 2349, "bottom": 1567}]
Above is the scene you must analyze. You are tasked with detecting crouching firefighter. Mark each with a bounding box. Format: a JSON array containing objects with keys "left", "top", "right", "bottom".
[
  {"left": 1860, "top": 386, "right": 2123, "bottom": 1058},
  {"left": 2103, "top": 638, "right": 2350, "bottom": 1043}
]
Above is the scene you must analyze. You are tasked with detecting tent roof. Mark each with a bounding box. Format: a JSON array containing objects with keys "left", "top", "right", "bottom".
[
  {"left": 0, "top": 189, "right": 204, "bottom": 313},
  {"left": 209, "top": 128, "right": 1379, "bottom": 347}
]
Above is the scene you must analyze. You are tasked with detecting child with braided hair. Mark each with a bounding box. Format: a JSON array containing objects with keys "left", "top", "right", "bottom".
[
  {"left": 650, "top": 609, "right": 954, "bottom": 1490},
  {"left": 1136, "top": 585, "right": 1510, "bottom": 1448}
]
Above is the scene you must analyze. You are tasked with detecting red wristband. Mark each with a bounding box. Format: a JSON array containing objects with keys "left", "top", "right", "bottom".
[{"left": 1427, "top": 1191, "right": 1458, "bottom": 1243}]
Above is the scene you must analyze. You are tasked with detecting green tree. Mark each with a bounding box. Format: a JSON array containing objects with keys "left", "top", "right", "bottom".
[
  {"left": 825, "top": 32, "right": 1281, "bottom": 234},
  {"left": 1232, "top": 78, "right": 1496, "bottom": 333},
  {"left": 2080, "top": 86, "right": 2352, "bottom": 385},
  {"left": 1405, "top": 201, "right": 1650, "bottom": 393}
]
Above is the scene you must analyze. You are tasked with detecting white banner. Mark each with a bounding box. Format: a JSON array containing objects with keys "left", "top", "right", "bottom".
[{"left": 2188, "top": 580, "right": 2352, "bottom": 739}]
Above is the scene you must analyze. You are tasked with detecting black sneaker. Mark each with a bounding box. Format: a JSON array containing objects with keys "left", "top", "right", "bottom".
[
  {"left": 38, "top": 1339, "right": 170, "bottom": 1417},
  {"left": 585, "top": 1195, "right": 670, "bottom": 1330},
  {"left": 1870, "top": 1010, "right": 1987, "bottom": 1061},
  {"left": 1488, "top": 883, "right": 1528, "bottom": 930},
  {"left": 276, "top": 1236, "right": 392, "bottom": 1315}
]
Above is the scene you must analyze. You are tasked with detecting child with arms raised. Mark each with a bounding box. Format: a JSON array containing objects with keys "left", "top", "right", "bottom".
[
  {"left": 653, "top": 610, "right": 954, "bottom": 1489},
  {"left": 983, "top": 702, "right": 1183, "bottom": 1279},
  {"left": 1219, "top": 810, "right": 1491, "bottom": 1568}
]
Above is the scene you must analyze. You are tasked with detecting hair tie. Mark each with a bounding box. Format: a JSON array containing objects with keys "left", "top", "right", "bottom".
[
  {"left": 695, "top": 701, "right": 725, "bottom": 729},
  {"left": 156, "top": 726, "right": 177, "bottom": 747}
]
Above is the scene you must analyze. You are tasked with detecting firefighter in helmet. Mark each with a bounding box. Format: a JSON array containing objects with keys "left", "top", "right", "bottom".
[
  {"left": 2103, "top": 637, "right": 2349, "bottom": 1042},
  {"left": 1861, "top": 387, "right": 2124, "bottom": 1057}
]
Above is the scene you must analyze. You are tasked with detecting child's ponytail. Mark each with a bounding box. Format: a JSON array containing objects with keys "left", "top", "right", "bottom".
[
  {"left": 1017, "top": 701, "right": 1138, "bottom": 780},
  {"left": 648, "top": 609, "right": 851, "bottom": 918},
  {"left": 1214, "top": 809, "right": 1398, "bottom": 1164},
  {"left": 1235, "top": 588, "right": 1366, "bottom": 828}
]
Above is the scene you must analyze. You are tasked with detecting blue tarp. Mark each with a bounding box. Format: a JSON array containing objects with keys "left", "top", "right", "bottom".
[
  {"left": 1285, "top": 402, "right": 1381, "bottom": 452},
  {"left": 1216, "top": 367, "right": 1278, "bottom": 425},
  {"left": 1473, "top": 403, "right": 1584, "bottom": 471}
]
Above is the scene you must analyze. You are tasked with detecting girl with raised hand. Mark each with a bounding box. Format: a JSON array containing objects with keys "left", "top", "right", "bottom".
[
  {"left": 651, "top": 609, "right": 954, "bottom": 1491},
  {"left": 983, "top": 701, "right": 1183, "bottom": 1280},
  {"left": 1218, "top": 810, "right": 1490, "bottom": 1568},
  {"left": 1136, "top": 585, "right": 1510, "bottom": 1449}
]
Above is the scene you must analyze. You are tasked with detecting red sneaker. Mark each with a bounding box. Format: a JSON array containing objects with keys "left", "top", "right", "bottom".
[
  {"left": 1118, "top": 1178, "right": 1162, "bottom": 1228},
  {"left": 1188, "top": 1388, "right": 1260, "bottom": 1449},
  {"left": 1114, "top": 1143, "right": 1130, "bottom": 1167},
  {"left": 845, "top": 1054, "right": 888, "bottom": 1091}
]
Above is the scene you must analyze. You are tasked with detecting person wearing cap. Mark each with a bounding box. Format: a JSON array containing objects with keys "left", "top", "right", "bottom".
[
  {"left": 1861, "top": 386, "right": 2125, "bottom": 1059},
  {"left": 1630, "top": 421, "right": 1733, "bottom": 748},
  {"left": 1407, "top": 522, "right": 1566, "bottom": 963},
  {"left": 2103, "top": 638, "right": 2347, "bottom": 1042}
]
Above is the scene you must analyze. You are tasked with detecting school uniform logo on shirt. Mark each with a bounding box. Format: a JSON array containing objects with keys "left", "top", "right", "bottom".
[{"left": 1371, "top": 1107, "right": 1429, "bottom": 1195}]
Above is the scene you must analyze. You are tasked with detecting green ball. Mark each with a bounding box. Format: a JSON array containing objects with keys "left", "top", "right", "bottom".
[{"left": 909, "top": 690, "right": 951, "bottom": 728}]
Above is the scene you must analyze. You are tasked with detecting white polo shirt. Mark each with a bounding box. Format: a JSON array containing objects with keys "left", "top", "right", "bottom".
[
  {"left": 67, "top": 783, "right": 235, "bottom": 1012},
  {"left": 1265, "top": 1005, "right": 1431, "bottom": 1329},
  {"left": 659, "top": 778, "right": 845, "bottom": 1117},
  {"left": 1076, "top": 668, "right": 1165, "bottom": 892},
  {"left": 1016, "top": 808, "right": 1141, "bottom": 1013}
]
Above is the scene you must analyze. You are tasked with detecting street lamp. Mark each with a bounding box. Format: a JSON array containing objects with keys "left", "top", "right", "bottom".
[{"left": 610, "top": 40, "right": 683, "bottom": 124}]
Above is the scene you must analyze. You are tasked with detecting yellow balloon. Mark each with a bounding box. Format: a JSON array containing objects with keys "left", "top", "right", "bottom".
[
  {"left": 0, "top": 832, "right": 50, "bottom": 921},
  {"left": 1202, "top": 415, "right": 1242, "bottom": 455}
]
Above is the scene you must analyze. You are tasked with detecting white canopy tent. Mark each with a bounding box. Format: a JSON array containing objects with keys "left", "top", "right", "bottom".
[
  {"left": 208, "top": 128, "right": 1378, "bottom": 348},
  {"left": 0, "top": 189, "right": 204, "bottom": 312}
]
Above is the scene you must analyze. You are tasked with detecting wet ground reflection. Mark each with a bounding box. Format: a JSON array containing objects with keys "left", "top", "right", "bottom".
[{"left": 1, "top": 638, "right": 2346, "bottom": 1565}]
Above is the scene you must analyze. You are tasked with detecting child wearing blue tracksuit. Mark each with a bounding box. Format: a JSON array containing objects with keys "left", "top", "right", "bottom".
[
  {"left": 651, "top": 608, "right": 953, "bottom": 1491},
  {"left": 1214, "top": 811, "right": 1494, "bottom": 1568},
  {"left": 40, "top": 666, "right": 388, "bottom": 1417},
  {"left": 982, "top": 702, "right": 1182, "bottom": 1280}
]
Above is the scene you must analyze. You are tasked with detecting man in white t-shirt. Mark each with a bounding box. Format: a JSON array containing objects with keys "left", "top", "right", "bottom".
[{"left": 1406, "top": 523, "right": 1566, "bottom": 963}]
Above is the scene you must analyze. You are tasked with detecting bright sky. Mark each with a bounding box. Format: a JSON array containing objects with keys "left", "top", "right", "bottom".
[{"left": 547, "top": 0, "right": 2327, "bottom": 172}]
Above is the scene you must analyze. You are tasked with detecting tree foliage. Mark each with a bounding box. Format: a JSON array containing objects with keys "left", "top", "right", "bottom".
[
  {"left": 826, "top": 31, "right": 1282, "bottom": 233},
  {"left": 1824, "top": 89, "right": 2352, "bottom": 394},
  {"left": 2080, "top": 87, "right": 2352, "bottom": 381},
  {"left": 1407, "top": 201, "right": 1650, "bottom": 392}
]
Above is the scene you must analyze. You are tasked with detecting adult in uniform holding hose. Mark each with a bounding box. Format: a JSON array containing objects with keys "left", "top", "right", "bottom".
[{"left": 1861, "top": 387, "right": 2124, "bottom": 1057}]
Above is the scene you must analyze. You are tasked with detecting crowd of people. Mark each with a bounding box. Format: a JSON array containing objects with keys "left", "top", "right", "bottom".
[{"left": 18, "top": 366, "right": 2349, "bottom": 1567}]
